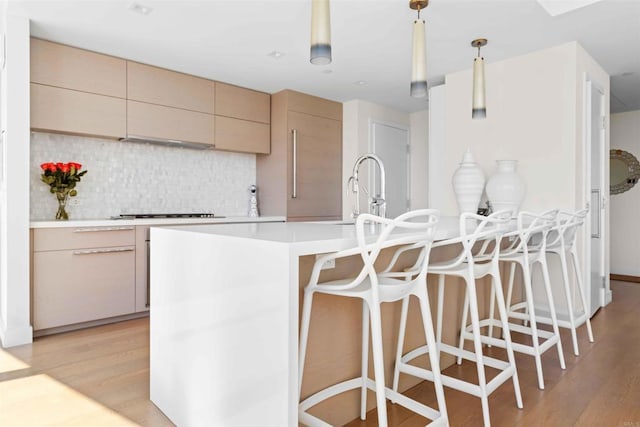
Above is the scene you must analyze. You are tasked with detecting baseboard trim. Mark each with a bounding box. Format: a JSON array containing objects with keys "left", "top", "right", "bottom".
[
  {"left": 33, "top": 311, "right": 149, "bottom": 338},
  {"left": 610, "top": 274, "right": 640, "bottom": 284}
]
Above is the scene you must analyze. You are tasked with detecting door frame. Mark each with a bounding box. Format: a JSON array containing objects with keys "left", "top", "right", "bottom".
[
  {"left": 368, "top": 119, "right": 411, "bottom": 215},
  {"left": 582, "top": 72, "right": 610, "bottom": 313}
]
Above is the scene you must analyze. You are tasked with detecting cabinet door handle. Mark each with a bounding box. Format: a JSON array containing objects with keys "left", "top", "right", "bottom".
[
  {"left": 73, "top": 246, "right": 135, "bottom": 255},
  {"left": 292, "top": 128, "right": 298, "bottom": 199},
  {"left": 73, "top": 226, "right": 134, "bottom": 233}
]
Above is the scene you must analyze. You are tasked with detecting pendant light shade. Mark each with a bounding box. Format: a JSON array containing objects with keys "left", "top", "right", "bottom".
[
  {"left": 471, "top": 38, "right": 487, "bottom": 119},
  {"left": 310, "top": 0, "right": 332, "bottom": 65},
  {"left": 411, "top": 18, "right": 427, "bottom": 98},
  {"left": 409, "top": 0, "right": 429, "bottom": 98}
]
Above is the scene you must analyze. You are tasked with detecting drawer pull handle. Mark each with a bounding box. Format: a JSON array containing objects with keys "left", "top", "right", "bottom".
[
  {"left": 73, "top": 227, "right": 135, "bottom": 233},
  {"left": 72, "top": 246, "right": 135, "bottom": 255}
]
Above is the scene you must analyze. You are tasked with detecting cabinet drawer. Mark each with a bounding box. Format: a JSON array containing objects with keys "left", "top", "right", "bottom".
[
  {"left": 127, "top": 100, "right": 215, "bottom": 146},
  {"left": 214, "top": 116, "right": 270, "bottom": 154},
  {"left": 127, "top": 62, "right": 215, "bottom": 114},
  {"left": 31, "top": 83, "right": 126, "bottom": 139},
  {"left": 33, "top": 226, "right": 135, "bottom": 252},
  {"left": 30, "top": 38, "right": 127, "bottom": 98},
  {"left": 33, "top": 248, "right": 135, "bottom": 330},
  {"left": 215, "top": 82, "right": 270, "bottom": 124}
]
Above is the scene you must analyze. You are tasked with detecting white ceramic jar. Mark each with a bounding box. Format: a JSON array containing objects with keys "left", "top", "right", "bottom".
[
  {"left": 485, "top": 160, "right": 526, "bottom": 216},
  {"left": 452, "top": 149, "right": 485, "bottom": 214}
]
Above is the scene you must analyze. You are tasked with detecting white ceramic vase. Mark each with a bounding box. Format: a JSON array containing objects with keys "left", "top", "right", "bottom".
[
  {"left": 485, "top": 160, "right": 526, "bottom": 216},
  {"left": 452, "top": 149, "right": 485, "bottom": 214}
]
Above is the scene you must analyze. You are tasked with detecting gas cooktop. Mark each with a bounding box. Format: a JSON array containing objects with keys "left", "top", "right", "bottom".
[{"left": 113, "top": 213, "right": 222, "bottom": 219}]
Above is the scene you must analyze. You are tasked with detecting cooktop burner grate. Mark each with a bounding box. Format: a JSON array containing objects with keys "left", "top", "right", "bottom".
[{"left": 115, "top": 213, "right": 221, "bottom": 219}]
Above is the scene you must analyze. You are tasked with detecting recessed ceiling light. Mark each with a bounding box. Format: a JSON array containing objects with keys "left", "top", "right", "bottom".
[
  {"left": 267, "top": 51, "right": 286, "bottom": 60},
  {"left": 128, "top": 2, "right": 153, "bottom": 15},
  {"left": 354, "top": 80, "right": 368, "bottom": 86}
]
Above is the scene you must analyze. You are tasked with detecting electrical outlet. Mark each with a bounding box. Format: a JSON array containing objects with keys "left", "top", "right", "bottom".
[
  {"left": 68, "top": 197, "right": 81, "bottom": 207},
  {"left": 316, "top": 254, "right": 336, "bottom": 270}
]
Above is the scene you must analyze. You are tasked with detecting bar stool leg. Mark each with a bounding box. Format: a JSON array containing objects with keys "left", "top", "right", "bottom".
[
  {"left": 521, "top": 258, "right": 545, "bottom": 390},
  {"left": 463, "top": 273, "right": 491, "bottom": 426},
  {"left": 298, "top": 290, "right": 315, "bottom": 397},
  {"left": 436, "top": 274, "right": 445, "bottom": 358},
  {"left": 539, "top": 256, "right": 566, "bottom": 370},
  {"left": 417, "top": 289, "right": 448, "bottom": 422},
  {"left": 367, "top": 299, "right": 389, "bottom": 427},
  {"left": 456, "top": 285, "right": 470, "bottom": 366},
  {"left": 505, "top": 262, "right": 517, "bottom": 318},
  {"left": 571, "top": 247, "right": 595, "bottom": 343},
  {"left": 392, "top": 297, "right": 410, "bottom": 398},
  {"left": 360, "top": 300, "right": 370, "bottom": 420},
  {"left": 491, "top": 271, "right": 524, "bottom": 410},
  {"left": 487, "top": 277, "right": 496, "bottom": 346},
  {"left": 558, "top": 249, "right": 580, "bottom": 356}
]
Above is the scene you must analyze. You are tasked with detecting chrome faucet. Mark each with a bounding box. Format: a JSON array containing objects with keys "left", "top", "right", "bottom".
[{"left": 348, "top": 153, "right": 386, "bottom": 218}]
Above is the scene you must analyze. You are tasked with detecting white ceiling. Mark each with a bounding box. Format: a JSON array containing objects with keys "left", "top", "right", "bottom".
[{"left": 7, "top": 0, "right": 640, "bottom": 114}]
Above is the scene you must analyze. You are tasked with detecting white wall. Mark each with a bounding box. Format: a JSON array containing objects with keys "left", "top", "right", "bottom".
[
  {"left": 610, "top": 110, "right": 640, "bottom": 276},
  {"left": 342, "top": 99, "right": 428, "bottom": 220},
  {"left": 30, "top": 132, "right": 255, "bottom": 220},
  {"left": 429, "top": 41, "right": 611, "bottom": 310},
  {"left": 438, "top": 43, "right": 583, "bottom": 215},
  {"left": 410, "top": 110, "right": 429, "bottom": 209},
  {"left": 0, "top": 14, "right": 33, "bottom": 347}
]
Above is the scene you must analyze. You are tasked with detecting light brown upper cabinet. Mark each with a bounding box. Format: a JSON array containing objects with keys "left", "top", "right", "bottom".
[
  {"left": 30, "top": 39, "right": 127, "bottom": 139},
  {"left": 127, "top": 101, "right": 215, "bottom": 146},
  {"left": 126, "top": 63, "right": 215, "bottom": 145},
  {"left": 215, "top": 82, "right": 270, "bottom": 124},
  {"left": 213, "top": 82, "right": 271, "bottom": 154},
  {"left": 31, "top": 83, "right": 126, "bottom": 139},
  {"left": 127, "top": 62, "right": 215, "bottom": 114},
  {"left": 214, "top": 116, "right": 269, "bottom": 154},
  {"left": 257, "top": 90, "right": 342, "bottom": 221},
  {"left": 30, "top": 38, "right": 126, "bottom": 98}
]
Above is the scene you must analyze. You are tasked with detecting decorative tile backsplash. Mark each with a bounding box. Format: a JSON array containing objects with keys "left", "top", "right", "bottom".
[{"left": 30, "top": 132, "right": 256, "bottom": 220}]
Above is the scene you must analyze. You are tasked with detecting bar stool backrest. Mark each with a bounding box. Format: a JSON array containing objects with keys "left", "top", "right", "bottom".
[
  {"left": 309, "top": 210, "right": 440, "bottom": 294},
  {"left": 546, "top": 208, "right": 588, "bottom": 251},
  {"left": 438, "top": 210, "right": 513, "bottom": 270},
  {"left": 501, "top": 209, "right": 559, "bottom": 256}
]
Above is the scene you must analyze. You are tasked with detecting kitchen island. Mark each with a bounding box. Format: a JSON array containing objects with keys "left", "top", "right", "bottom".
[{"left": 150, "top": 219, "right": 463, "bottom": 426}]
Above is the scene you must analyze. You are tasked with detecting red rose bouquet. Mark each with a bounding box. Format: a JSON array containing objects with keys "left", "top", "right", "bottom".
[{"left": 40, "top": 162, "right": 88, "bottom": 220}]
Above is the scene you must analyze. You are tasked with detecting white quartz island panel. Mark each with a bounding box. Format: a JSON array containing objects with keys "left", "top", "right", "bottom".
[{"left": 150, "top": 219, "right": 460, "bottom": 426}]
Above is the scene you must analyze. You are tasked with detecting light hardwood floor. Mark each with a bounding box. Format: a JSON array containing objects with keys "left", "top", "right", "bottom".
[{"left": 1, "top": 281, "right": 639, "bottom": 427}]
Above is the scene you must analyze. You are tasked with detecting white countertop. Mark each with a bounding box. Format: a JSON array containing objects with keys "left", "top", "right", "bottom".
[
  {"left": 30, "top": 215, "right": 286, "bottom": 229},
  {"left": 158, "top": 216, "right": 460, "bottom": 256}
]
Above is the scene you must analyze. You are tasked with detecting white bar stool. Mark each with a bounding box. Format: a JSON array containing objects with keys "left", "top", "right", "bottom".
[
  {"left": 542, "top": 208, "right": 595, "bottom": 356},
  {"left": 392, "top": 211, "right": 523, "bottom": 427},
  {"left": 298, "top": 210, "right": 447, "bottom": 427},
  {"left": 487, "top": 210, "right": 566, "bottom": 390}
]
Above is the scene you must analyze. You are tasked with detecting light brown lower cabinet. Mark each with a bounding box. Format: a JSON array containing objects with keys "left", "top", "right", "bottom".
[{"left": 32, "top": 227, "right": 136, "bottom": 331}]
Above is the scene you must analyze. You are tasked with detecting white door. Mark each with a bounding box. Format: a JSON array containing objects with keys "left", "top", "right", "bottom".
[
  {"left": 370, "top": 121, "right": 410, "bottom": 218},
  {"left": 587, "top": 81, "right": 606, "bottom": 316}
]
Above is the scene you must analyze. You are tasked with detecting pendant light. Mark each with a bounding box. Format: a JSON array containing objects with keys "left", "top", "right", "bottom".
[
  {"left": 310, "top": 0, "right": 332, "bottom": 65},
  {"left": 409, "top": 0, "right": 429, "bottom": 98},
  {"left": 471, "top": 38, "right": 488, "bottom": 119}
]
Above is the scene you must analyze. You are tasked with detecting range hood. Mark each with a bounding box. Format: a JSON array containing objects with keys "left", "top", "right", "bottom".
[{"left": 119, "top": 135, "right": 215, "bottom": 150}]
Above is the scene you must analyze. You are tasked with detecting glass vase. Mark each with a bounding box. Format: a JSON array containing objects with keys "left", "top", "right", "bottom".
[{"left": 55, "top": 192, "right": 69, "bottom": 220}]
